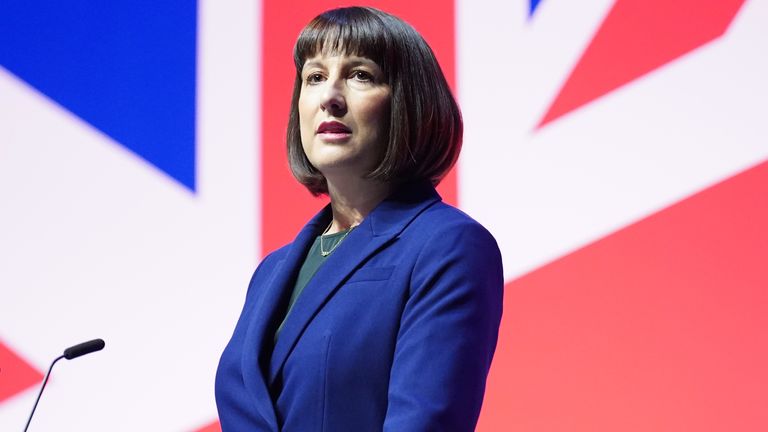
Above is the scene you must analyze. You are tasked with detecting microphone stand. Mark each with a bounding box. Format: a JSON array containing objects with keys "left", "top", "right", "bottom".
[
  {"left": 23, "top": 354, "right": 65, "bottom": 432},
  {"left": 22, "top": 338, "right": 104, "bottom": 431}
]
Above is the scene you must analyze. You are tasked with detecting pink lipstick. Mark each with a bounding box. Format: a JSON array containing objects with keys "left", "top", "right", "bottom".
[{"left": 317, "top": 121, "right": 352, "bottom": 142}]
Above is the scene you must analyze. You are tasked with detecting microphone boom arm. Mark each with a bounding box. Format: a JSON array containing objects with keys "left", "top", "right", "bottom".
[
  {"left": 23, "top": 354, "right": 65, "bottom": 432},
  {"left": 22, "top": 338, "right": 105, "bottom": 431}
]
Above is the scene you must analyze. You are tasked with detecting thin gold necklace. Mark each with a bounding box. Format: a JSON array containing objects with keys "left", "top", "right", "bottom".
[{"left": 320, "top": 221, "right": 356, "bottom": 257}]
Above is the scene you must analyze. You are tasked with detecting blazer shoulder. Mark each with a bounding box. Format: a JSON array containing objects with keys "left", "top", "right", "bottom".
[
  {"left": 413, "top": 201, "right": 499, "bottom": 246},
  {"left": 403, "top": 201, "right": 503, "bottom": 281}
]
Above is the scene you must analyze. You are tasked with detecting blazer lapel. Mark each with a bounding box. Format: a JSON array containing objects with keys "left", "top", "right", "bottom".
[
  {"left": 240, "top": 206, "right": 330, "bottom": 429},
  {"left": 268, "top": 181, "right": 441, "bottom": 385}
]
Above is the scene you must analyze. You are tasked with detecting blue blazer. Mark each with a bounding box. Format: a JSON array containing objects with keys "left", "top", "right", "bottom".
[{"left": 216, "top": 182, "right": 503, "bottom": 431}]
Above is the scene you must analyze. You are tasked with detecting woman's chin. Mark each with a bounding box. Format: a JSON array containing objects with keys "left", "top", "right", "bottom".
[{"left": 310, "top": 153, "right": 368, "bottom": 176}]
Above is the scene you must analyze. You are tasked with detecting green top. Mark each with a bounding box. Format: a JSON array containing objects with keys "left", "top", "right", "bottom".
[{"left": 274, "top": 228, "right": 352, "bottom": 341}]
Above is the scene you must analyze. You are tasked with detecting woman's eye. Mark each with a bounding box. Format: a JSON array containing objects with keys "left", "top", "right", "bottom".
[
  {"left": 351, "top": 70, "right": 374, "bottom": 82},
  {"left": 306, "top": 73, "right": 324, "bottom": 84}
]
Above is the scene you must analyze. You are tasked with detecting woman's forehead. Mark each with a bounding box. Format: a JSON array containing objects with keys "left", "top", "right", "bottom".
[
  {"left": 298, "top": 26, "right": 384, "bottom": 59},
  {"left": 307, "top": 38, "right": 366, "bottom": 58},
  {"left": 295, "top": 22, "right": 390, "bottom": 74},
  {"left": 301, "top": 42, "right": 381, "bottom": 68}
]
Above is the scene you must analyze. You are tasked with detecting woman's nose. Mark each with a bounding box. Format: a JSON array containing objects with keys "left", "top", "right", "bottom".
[{"left": 320, "top": 80, "right": 347, "bottom": 115}]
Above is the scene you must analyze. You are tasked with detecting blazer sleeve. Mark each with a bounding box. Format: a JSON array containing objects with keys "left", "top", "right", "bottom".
[{"left": 383, "top": 220, "right": 504, "bottom": 432}]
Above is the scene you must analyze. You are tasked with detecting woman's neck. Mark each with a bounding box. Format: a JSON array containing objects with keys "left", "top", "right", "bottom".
[{"left": 325, "top": 177, "right": 393, "bottom": 234}]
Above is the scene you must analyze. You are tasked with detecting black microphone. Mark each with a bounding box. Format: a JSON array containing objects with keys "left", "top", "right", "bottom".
[
  {"left": 63, "top": 338, "right": 105, "bottom": 360},
  {"left": 24, "top": 338, "right": 105, "bottom": 431}
]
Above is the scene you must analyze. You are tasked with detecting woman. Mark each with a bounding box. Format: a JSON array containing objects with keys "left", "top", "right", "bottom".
[{"left": 216, "top": 6, "right": 503, "bottom": 431}]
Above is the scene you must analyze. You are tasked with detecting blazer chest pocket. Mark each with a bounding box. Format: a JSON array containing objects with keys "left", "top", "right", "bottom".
[{"left": 346, "top": 266, "right": 395, "bottom": 284}]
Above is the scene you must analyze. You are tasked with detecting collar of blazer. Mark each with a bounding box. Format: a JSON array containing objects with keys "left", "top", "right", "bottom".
[{"left": 253, "top": 180, "right": 442, "bottom": 387}]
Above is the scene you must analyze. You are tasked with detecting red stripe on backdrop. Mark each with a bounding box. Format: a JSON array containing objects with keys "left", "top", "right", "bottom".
[
  {"left": 478, "top": 159, "right": 768, "bottom": 431},
  {"left": 192, "top": 420, "right": 222, "bottom": 432},
  {"left": 0, "top": 339, "right": 43, "bottom": 403},
  {"left": 261, "top": 0, "right": 457, "bottom": 256},
  {"left": 537, "top": 0, "right": 746, "bottom": 128}
]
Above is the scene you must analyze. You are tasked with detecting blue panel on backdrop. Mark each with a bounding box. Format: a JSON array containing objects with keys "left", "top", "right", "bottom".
[
  {"left": 529, "top": 0, "right": 543, "bottom": 17},
  {"left": 0, "top": 1, "right": 197, "bottom": 191}
]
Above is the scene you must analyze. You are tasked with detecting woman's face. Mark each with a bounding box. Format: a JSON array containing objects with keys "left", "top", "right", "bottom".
[{"left": 298, "top": 52, "right": 391, "bottom": 181}]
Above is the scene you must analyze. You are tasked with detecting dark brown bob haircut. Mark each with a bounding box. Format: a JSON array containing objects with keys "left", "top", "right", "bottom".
[{"left": 287, "top": 6, "right": 463, "bottom": 195}]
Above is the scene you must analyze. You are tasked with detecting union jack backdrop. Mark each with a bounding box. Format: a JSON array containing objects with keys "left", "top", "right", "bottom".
[{"left": 1, "top": 0, "right": 766, "bottom": 430}]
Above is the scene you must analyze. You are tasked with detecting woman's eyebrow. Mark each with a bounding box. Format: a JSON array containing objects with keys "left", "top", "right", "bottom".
[
  {"left": 302, "top": 60, "right": 324, "bottom": 70},
  {"left": 303, "top": 56, "right": 378, "bottom": 69}
]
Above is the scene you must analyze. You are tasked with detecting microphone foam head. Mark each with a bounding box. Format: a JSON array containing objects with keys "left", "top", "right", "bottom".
[{"left": 63, "top": 338, "right": 105, "bottom": 360}]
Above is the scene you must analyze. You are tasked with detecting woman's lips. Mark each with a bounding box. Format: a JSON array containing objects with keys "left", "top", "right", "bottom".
[
  {"left": 317, "top": 121, "right": 352, "bottom": 142},
  {"left": 317, "top": 121, "right": 351, "bottom": 133}
]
